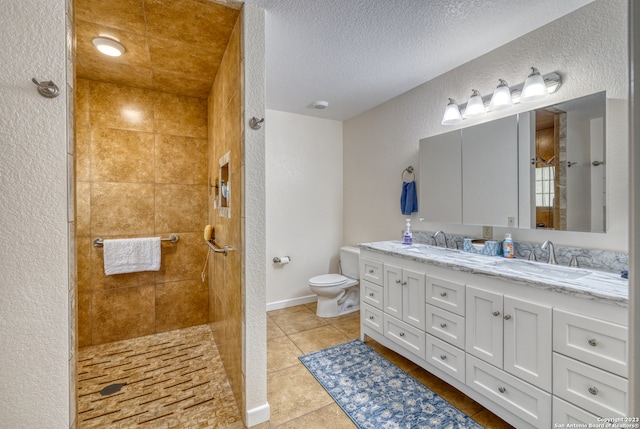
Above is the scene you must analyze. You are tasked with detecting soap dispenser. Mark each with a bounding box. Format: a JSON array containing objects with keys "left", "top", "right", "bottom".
[
  {"left": 503, "top": 233, "right": 515, "bottom": 258},
  {"left": 403, "top": 219, "right": 413, "bottom": 245}
]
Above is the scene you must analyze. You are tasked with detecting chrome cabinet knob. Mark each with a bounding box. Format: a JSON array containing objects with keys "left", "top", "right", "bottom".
[
  {"left": 399, "top": 332, "right": 405, "bottom": 337},
  {"left": 402, "top": 281, "right": 407, "bottom": 285},
  {"left": 369, "top": 293, "right": 375, "bottom": 297},
  {"left": 440, "top": 323, "right": 447, "bottom": 328},
  {"left": 369, "top": 316, "right": 374, "bottom": 320},
  {"left": 396, "top": 279, "right": 402, "bottom": 284},
  {"left": 440, "top": 291, "right": 447, "bottom": 297},
  {"left": 588, "top": 386, "right": 599, "bottom": 395},
  {"left": 503, "top": 314, "right": 512, "bottom": 320},
  {"left": 368, "top": 269, "right": 374, "bottom": 274},
  {"left": 492, "top": 310, "right": 500, "bottom": 317},
  {"left": 440, "top": 354, "right": 447, "bottom": 360},
  {"left": 498, "top": 387, "right": 506, "bottom": 394},
  {"left": 588, "top": 338, "right": 598, "bottom": 347}
]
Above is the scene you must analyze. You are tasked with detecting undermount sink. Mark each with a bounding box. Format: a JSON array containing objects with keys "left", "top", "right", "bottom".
[
  {"left": 403, "top": 245, "right": 458, "bottom": 255},
  {"left": 490, "top": 259, "right": 591, "bottom": 280}
]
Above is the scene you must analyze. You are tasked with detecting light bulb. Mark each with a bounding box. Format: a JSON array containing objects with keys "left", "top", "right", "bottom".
[
  {"left": 488, "top": 79, "right": 513, "bottom": 111},
  {"left": 441, "top": 98, "right": 462, "bottom": 125},
  {"left": 520, "top": 67, "right": 548, "bottom": 102},
  {"left": 463, "top": 89, "right": 486, "bottom": 118}
]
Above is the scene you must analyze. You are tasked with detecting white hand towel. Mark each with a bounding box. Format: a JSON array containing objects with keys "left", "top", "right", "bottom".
[{"left": 103, "top": 237, "right": 161, "bottom": 275}]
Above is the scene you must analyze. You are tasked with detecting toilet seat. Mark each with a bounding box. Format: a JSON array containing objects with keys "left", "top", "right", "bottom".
[{"left": 309, "top": 274, "right": 350, "bottom": 287}]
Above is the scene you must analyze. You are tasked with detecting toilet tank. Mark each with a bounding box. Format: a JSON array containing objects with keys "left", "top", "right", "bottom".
[{"left": 340, "top": 246, "right": 360, "bottom": 279}]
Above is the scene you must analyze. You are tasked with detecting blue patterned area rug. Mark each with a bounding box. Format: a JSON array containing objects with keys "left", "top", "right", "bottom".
[{"left": 299, "top": 339, "right": 482, "bottom": 429}]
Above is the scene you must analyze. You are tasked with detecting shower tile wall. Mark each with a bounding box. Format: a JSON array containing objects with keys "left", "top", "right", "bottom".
[
  {"left": 207, "top": 15, "right": 244, "bottom": 417},
  {"left": 76, "top": 79, "right": 209, "bottom": 347}
]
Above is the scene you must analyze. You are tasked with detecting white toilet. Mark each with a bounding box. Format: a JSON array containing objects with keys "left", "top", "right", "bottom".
[{"left": 308, "top": 246, "right": 360, "bottom": 318}]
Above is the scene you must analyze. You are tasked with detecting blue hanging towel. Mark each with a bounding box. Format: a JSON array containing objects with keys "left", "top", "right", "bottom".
[{"left": 401, "top": 181, "right": 418, "bottom": 215}]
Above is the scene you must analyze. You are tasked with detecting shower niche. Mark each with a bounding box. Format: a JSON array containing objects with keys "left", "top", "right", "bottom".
[{"left": 219, "top": 151, "right": 231, "bottom": 218}]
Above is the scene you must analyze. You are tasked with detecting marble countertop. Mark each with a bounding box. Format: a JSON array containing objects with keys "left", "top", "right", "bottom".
[{"left": 359, "top": 241, "right": 629, "bottom": 307}]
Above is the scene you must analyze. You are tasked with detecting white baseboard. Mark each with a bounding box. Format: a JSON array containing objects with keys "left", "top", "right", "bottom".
[
  {"left": 266, "top": 295, "right": 317, "bottom": 312},
  {"left": 245, "top": 402, "right": 270, "bottom": 427}
]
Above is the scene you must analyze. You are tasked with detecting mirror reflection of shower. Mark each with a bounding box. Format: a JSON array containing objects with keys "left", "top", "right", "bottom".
[
  {"left": 532, "top": 91, "right": 606, "bottom": 232},
  {"left": 534, "top": 109, "right": 562, "bottom": 230}
]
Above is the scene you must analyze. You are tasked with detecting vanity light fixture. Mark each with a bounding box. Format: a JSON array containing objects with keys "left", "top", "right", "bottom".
[
  {"left": 440, "top": 67, "right": 562, "bottom": 125},
  {"left": 520, "top": 67, "right": 548, "bottom": 102},
  {"left": 92, "top": 37, "right": 125, "bottom": 57},
  {"left": 462, "top": 89, "right": 486, "bottom": 118},
  {"left": 488, "top": 79, "right": 513, "bottom": 111},
  {"left": 441, "top": 98, "right": 463, "bottom": 125}
]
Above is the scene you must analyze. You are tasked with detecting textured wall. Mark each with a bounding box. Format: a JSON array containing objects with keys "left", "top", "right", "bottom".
[
  {"left": 0, "top": 0, "right": 71, "bottom": 427},
  {"left": 242, "top": 4, "right": 269, "bottom": 426},
  {"left": 344, "top": 0, "right": 628, "bottom": 251},
  {"left": 265, "top": 110, "right": 344, "bottom": 308},
  {"left": 75, "top": 79, "right": 209, "bottom": 346}
]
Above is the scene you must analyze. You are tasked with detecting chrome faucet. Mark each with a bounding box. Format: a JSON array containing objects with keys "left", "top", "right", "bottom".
[
  {"left": 541, "top": 240, "right": 557, "bottom": 265},
  {"left": 432, "top": 230, "right": 448, "bottom": 248}
]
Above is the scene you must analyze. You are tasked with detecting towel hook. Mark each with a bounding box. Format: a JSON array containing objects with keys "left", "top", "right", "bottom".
[
  {"left": 249, "top": 116, "right": 264, "bottom": 130},
  {"left": 32, "top": 78, "right": 60, "bottom": 99},
  {"left": 402, "top": 166, "right": 415, "bottom": 182}
]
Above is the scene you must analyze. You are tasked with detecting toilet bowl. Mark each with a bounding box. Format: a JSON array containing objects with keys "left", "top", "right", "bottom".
[{"left": 309, "top": 246, "right": 360, "bottom": 318}]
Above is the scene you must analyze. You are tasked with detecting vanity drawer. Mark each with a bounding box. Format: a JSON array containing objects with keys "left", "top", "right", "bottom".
[
  {"left": 361, "top": 280, "right": 383, "bottom": 310},
  {"left": 426, "top": 334, "right": 465, "bottom": 383},
  {"left": 360, "top": 258, "right": 383, "bottom": 286},
  {"left": 553, "top": 353, "right": 628, "bottom": 418},
  {"left": 361, "top": 303, "right": 383, "bottom": 335},
  {"left": 426, "top": 275, "right": 465, "bottom": 316},
  {"left": 383, "top": 314, "right": 426, "bottom": 360},
  {"left": 552, "top": 396, "right": 600, "bottom": 426},
  {"left": 466, "top": 354, "right": 551, "bottom": 429},
  {"left": 553, "top": 309, "right": 628, "bottom": 377},
  {"left": 425, "top": 304, "right": 465, "bottom": 349}
]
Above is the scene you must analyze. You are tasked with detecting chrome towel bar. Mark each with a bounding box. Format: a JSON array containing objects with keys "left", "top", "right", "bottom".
[{"left": 93, "top": 234, "right": 179, "bottom": 248}]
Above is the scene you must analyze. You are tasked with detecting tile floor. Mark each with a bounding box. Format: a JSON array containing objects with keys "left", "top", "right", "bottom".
[
  {"left": 77, "top": 325, "right": 243, "bottom": 428},
  {"left": 257, "top": 303, "right": 515, "bottom": 429},
  {"left": 77, "top": 304, "right": 513, "bottom": 428}
]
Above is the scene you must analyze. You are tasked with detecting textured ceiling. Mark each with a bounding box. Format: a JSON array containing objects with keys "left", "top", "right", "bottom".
[
  {"left": 75, "top": 0, "right": 241, "bottom": 98},
  {"left": 75, "top": 0, "right": 594, "bottom": 117},
  {"left": 245, "top": 0, "right": 594, "bottom": 120}
]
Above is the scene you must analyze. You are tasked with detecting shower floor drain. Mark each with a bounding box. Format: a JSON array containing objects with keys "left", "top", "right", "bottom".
[{"left": 99, "top": 382, "right": 126, "bottom": 396}]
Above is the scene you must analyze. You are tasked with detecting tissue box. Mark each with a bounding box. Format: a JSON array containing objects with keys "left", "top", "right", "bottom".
[{"left": 463, "top": 238, "right": 502, "bottom": 256}]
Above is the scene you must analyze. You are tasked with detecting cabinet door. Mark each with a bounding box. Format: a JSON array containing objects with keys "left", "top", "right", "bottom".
[
  {"left": 466, "top": 286, "right": 503, "bottom": 368},
  {"left": 403, "top": 269, "right": 426, "bottom": 330},
  {"left": 462, "top": 115, "right": 518, "bottom": 227},
  {"left": 503, "top": 296, "right": 552, "bottom": 392},
  {"left": 383, "top": 264, "right": 403, "bottom": 319},
  {"left": 419, "top": 130, "right": 462, "bottom": 223}
]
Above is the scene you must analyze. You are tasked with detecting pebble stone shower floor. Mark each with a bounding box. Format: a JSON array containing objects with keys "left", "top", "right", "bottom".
[{"left": 77, "top": 325, "right": 243, "bottom": 428}]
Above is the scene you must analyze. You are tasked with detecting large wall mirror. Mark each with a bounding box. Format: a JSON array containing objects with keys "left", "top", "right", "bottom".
[{"left": 419, "top": 91, "right": 606, "bottom": 233}]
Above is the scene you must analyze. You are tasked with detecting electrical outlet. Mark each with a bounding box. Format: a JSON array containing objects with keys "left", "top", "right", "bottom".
[
  {"left": 508, "top": 216, "right": 515, "bottom": 227},
  {"left": 482, "top": 226, "right": 493, "bottom": 239}
]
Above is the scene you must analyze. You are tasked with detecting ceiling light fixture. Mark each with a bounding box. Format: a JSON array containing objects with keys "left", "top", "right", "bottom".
[
  {"left": 441, "top": 98, "right": 463, "bottom": 125},
  {"left": 462, "top": 89, "right": 486, "bottom": 118},
  {"left": 441, "top": 67, "right": 562, "bottom": 125},
  {"left": 313, "top": 100, "right": 329, "bottom": 109},
  {"left": 92, "top": 37, "right": 125, "bottom": 57},
  {"left": 488, "top": 79, "right": 513, "bottom": 111}
]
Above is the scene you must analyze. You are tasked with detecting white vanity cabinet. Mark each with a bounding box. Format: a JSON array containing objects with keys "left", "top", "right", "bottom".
[
  {"left": 381, "top": 264, "right": 427, "bottom": 358},
  {"left": 383, "top": 264, "right": 426, "bottom": 330},
  {"left": 466, "top": 286, "right": 552, "bottom": 392},
  {"left": 552, "top": 309, "right": 629, "bottom": 421},
  {"left": 358, "top": 246, "right": 628, "bottom": 429}
]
